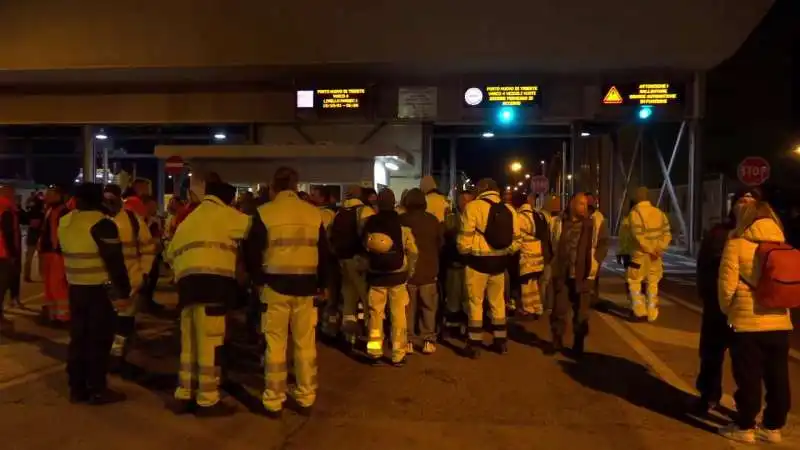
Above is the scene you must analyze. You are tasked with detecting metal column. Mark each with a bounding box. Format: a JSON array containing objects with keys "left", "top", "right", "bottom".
[
  {"left": 156, "top": 158, "right": 166, "bottom": 211},
  {"left": 82, "top": 126, "right": 96, "bottom": 183},
  {"left": 688, "top": 72, "right": 706, "bottom": 256},
  {"left": 449, "top": 137, "right": 457, "bottom": 196},
  {"left": 560, "top": 140, "right": 568, "bottom": 208}
]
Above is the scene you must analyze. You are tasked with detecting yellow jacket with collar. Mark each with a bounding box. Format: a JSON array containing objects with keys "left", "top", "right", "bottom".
[
  {"left": 516, "top": 204, "right": 545, "bottom": 276},
  {"left": 627, "top": 200, "right": 671, "bottom": 263},
  {"left": 165, "top": 195, "right": 251, "bottom": 281},
  {"left": 425, "top": 191, "right": 450, "bottom": 223},
  {"left": 457, "top": 190, "right": 520, "bottom": 274},
  {"left": 718, "top": 218, "right": 793, "bottom": 332}
]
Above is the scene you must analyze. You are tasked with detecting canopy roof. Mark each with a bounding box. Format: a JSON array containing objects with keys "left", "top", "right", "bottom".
[{"left": 0, "top": 0, "right": 773, "bottom": 83}]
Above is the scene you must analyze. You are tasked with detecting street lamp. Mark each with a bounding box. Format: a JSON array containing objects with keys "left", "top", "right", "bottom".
[
  {"left": 510, "top": 161, "right": 523, "bottom": 172},
  {"left": 793, "top": 145, "right": 800, "bottom": 155},
  {"left": 517, "top": 181, "right": 523, "bottom": 187},
  {"left": 567, "top": 174, "right": 573, "bottom": 180},
  {"left": 524, "top": 173, "right": 531, "bottom": 179}
]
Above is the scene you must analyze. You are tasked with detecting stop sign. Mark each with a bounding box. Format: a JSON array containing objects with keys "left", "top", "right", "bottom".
[
  {"left": 530, "top": 175, "right": 549, "bottom": 194},
  {"left": 737, "top": 156, "right": 770, "bottom": 187},
  {"left": 165, "top": 155, "right": 185, "bottom": 175}
]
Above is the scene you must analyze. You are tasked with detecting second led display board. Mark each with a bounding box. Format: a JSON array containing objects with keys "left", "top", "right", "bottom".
[{"left": 463, "top": 85, "right": 541, "bottom": 107}]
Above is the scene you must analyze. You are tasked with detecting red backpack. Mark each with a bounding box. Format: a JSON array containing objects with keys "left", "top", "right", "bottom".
[{"left": 750, "top": 242, "right": 800, "bottom": 309}]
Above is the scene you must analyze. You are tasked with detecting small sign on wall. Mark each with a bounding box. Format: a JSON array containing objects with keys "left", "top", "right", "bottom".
[{"left": 398, "top": 87, "right": 438, "bottom": 120}]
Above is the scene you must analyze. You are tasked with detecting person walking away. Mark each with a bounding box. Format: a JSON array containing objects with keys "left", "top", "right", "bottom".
[
  {"left": 23, "top": 195, "right": 45, "bottom": 282},
  {"left": 548, "top": 193, "right": 602, "bottom": 358},
  {"left": 38, "top": 186, "right": 70, "bottom": 325},
  {"left": 420, "top": 175, "right": 450, "bottom": 224},
  {"left": 625, "top": 187, "right": 672, "bottom": 322},
  {"left": 512, "top": 192, "right": 546, "bottom": 319},
  {"left": 328, "top": 185, "right": 374, "bottom": 348},
  {"left": 457, "top": 179, "right": 519, "bottom": 359},
  {"left": 718, "top": 200, "right": 795, "bottom": 444},
  {"left": 400, "top": 188, "right": 443, "bottom": 354},
  {"left": 59, "top": 183, "right": 131, "bottom": 405},
  {"left": 585, "top": 193, "right": 609, "bottom": 307},
  {"left": 165, "top": 181, "right": 250, "bottom": 417},
  {"left": 693, "top": 190, "right": 756, "bottom": 416},
  {"left": 362, "top": 188, "right": 418, "bottom": 366},
  {"left": 443, "top": 190, "right": 473, "bottom": 336},
  {"left": 103, "top": 185, "right": 157, "bottom": 376},
  {"left": 243, "top": 167, "right": 331, "bottom": 418},
  {"left": 0, "top": 185, "right": 21, "bottom": 329}
]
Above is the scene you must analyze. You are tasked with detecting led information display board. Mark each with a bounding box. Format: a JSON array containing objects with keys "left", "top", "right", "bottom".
[
  {"left": 463, "top": 85, "right": 540, "bottom": 107},
  {"left": 296, "top": 88, "right": 367, "bottom": 110},
  {"left": 602, "top": 83, "right": 683, "bottom": 106}
]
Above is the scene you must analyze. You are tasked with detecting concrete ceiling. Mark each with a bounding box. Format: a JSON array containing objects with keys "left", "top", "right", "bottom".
[{"left": 0, "top": 0, "right": 774, "bottom": 84}]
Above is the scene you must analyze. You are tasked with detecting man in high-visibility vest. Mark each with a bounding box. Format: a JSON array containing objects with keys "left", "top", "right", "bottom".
[
  {"left": 0, "top": 184, "right": 21, "bottom": 329},
  {"left": 625, "top": 187, "right": 672, "bottom": 322},
  {"left": 420, "top": 175, "right": 450, "bottom": 223},
  {"left": 244, "top": 166, "right": 332, "bottom": 418},
  {"left": 103, "top": 185, "right": 157, "bottom": 376},
  {"left": 38, "top": 185, "right": 71, "bottom": 325},
  {"left": 59, "top": 183, "right": 131, "bottom": 405},
  {"left": 165, "top": 181, "right": 251, "bottom": 417}
]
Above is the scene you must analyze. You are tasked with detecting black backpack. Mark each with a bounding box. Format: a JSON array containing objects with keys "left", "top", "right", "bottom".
[
  {"left": 481, "top": 199, "right": 514, "bottom": 250},
  {"left": 365, "top": 213, "right": 405, "bottom": 272},
  {"left": 330, "top": 206, "right": 362, "bottom": 259},
  {"left": 531, "top": 210, "right": 553, "bottom": 263}
]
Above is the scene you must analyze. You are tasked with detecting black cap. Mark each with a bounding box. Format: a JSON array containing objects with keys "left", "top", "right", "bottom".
[{"left": 205, "top": 182, "right": 237, "bottom": 205}]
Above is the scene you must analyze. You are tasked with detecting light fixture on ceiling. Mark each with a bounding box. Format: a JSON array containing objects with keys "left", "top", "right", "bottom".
[
  {"left": 482, "top": 131, "right": 495, "bottom": 138},
  {"left": 95, "top": 130, "right": 108, "bottom": 140},
  {"left": 213, "top": 132, "right": 227, "bottom": 141},
  {"left": 384, "top": 162, "right": 399, "bottom": 171},
  {"left": 580, "top": 132, "right": 590, "bottom": 137}
]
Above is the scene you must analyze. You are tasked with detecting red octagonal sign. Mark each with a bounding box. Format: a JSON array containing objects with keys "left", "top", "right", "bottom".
[{"left": 737, "top": 156, "right": 770, "bottom": 187}]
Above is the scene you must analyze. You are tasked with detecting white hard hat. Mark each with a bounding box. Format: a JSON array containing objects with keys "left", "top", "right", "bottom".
[{"left": 366, "top": 233, "right": 394, "bottom": 254}]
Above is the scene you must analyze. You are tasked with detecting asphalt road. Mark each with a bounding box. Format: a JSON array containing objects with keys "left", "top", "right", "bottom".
[{"left": 1, "top": 265, "right": 799, "bottom": 450}]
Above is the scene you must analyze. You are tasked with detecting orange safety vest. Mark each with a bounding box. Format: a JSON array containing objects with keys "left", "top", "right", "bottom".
[
  {"left": 39, "top": 204, "right": 66, "bottom": 253},
  {"left": 0, "top": 197, "right": 20, "bottom": 259}
]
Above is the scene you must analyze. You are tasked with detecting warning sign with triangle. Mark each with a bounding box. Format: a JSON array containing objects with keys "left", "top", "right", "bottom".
[{"left": 603, "top": 86, "right": 624, "bottom": 105}]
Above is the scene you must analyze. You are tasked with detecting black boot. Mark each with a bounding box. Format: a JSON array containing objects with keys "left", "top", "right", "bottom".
[
  {"left": 490, "top": 339, "right": 508, "bottom": 355},
  {"left": 462, "top": 341, "right": 482, "bottom": 360},
  {"left": 571, "top": 333, "right": 586, "bottom": 359},
  {"left": 545, "top": 334, "right": 563, "bottom": 356},
  {"left": 88, "top": 389, "right": 127, "bottom": 406}
]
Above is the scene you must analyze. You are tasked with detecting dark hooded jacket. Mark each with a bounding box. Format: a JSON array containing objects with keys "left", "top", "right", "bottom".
[{"left": 400, "top": 189, "right": 443, "bottom": 285}]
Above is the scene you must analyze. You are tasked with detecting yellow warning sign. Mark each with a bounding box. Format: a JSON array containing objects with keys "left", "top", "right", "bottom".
[{"left": 603, "top": 86, "right": 623, "bottom": 105}]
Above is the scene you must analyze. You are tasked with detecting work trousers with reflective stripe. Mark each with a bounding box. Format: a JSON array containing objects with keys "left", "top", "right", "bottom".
[
  {"left": 519, "top": 276, "right": 543, "bottom": 315},
  {"left": 366, "top": 284, "right": 409, "bottom": 362},
  {"left": 174, "top": 304, "right": 226, "bottom": 407},
  {"left": 465, "top": 266, "right": 506, "bottom": 344},
  {"left": 407, "top": 283, "right": 438, "bottom": 344},
  {"left": 340, "top": 257, "right": 368, "bottom": 338},
  {"left": 444, "top": 267, "right": 468, "bottom": 326},
  {"left": 626, "top": 257, "right": 663, "bottom": 318},
  {"left": 41, "top": 253, "right": 70, "bottom": 321},
  {"left": 261, "top": 286, "right": 318, "bottom": 412},
  {"left": 111, "top": 291, "right": 142, "bottom": 359}
]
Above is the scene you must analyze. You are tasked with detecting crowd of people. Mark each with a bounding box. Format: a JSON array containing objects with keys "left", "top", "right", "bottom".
[{"left": 0, "top": 171, "right": 797, "bottom": 444}]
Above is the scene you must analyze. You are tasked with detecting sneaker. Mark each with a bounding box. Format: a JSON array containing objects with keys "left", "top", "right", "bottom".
[
  {"left": 719, "top": 424, "right": 756, "bottom": 444},
  {"left": 406, "top": 342, "right": 415, "bottom": 354},
  {"left": 422, "top": 341, "right": 436, "bottom": 355},
  {"left": 647, "top": 306, "right": 659, "bottom": 322},
  {"left": 391, "top": 356, "right": 407, "bottom": 368},
  {"left": 756, "top": 427, "right": 782, "bottom": 444},
  {"left": 490, "top": 341, "right": 508, "bottom": 355}
]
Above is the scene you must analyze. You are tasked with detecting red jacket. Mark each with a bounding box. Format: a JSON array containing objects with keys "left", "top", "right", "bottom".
[{"left": 124, "top": 195, "right": 147, "bottom": 218}]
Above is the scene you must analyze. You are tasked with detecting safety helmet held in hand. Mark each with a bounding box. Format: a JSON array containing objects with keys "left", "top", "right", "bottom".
[{"left": 366, "top": 232, "right": 394, "bottom": 254}]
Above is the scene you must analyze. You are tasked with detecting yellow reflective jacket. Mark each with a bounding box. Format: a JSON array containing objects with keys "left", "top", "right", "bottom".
[
  {"left": 517, "top": 204, "right": 545, "bottom": 276},
  {"left": 341, "top": 198, "right": 375, "bottom": 235},
  {"left": 425, "top": 191, "right": 450, "bottom": 223},
  {"left": 319, "top": 206, "right": 336, "bottom": 231},
  {"left": 627, "top": 200, "right": 672, "bottom": 263},
  {"left": 165, "top": 195, "right": 251, "bottom": 281},
  {"left": 111, "top": 210, "right": 156, "bottom": 292},
  {"left": 58, "top": 210, "right": 111, "bottom": 285},
  {"left": 457, "top": 190, "right": 521, "bottom": 259},
  {"left": 258, "top": 191, "right": 324, "bottom": 277}
]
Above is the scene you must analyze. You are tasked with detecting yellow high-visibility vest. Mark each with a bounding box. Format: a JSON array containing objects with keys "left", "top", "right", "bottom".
[
  {"left": 58, "top": 210, "right": 110, "bottom": 285},
  {"left": 258, "top": 191, "right": 323, "bottom": 275}
]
